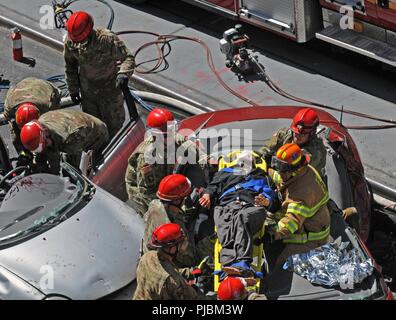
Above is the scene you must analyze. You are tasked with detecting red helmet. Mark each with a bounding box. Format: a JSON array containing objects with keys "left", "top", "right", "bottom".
[
  {"left": 67, "top": 11, "right": 94, "bottom": 43},
  {"left": 218, "top": 277, "right": 247, "bottom": 300},
  {"left": 146, "top": 108, "right": 174, "bottom": 130},
  {"left": 20, "top": 121, "right": 47, "bottom": 153},
  {"left": 291, "top": 108, "right": 319, "bottom": 135},
  {"left": 150, "top": 223, "right": 186, "bottom": 248},
  {"left": 157, "top": 174, "right": 192, "bottom": 201},
  {"left": 15, "top": 103, "right": 40, "bottom": 128},
  {"left": 272, "top": 143, "right": 307, "bottom": 172}
]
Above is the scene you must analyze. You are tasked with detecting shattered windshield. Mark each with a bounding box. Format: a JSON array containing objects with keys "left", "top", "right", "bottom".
[{"left": 0, "top": 163, "right": 86, "bottom": 246}]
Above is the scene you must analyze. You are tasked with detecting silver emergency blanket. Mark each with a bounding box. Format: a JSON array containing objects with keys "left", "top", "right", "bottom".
[{"left": 283, "top": 240, "right": 374, "bottom": 289}]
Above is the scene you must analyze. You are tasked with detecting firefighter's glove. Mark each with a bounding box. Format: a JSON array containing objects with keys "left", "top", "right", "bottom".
[
  {"left": 255, "top": 194, "right": 270, "bottom": 208},
  {"left": 70, "top": 92, "right": 81, "bottom": 104},
  {"left": 116, "top": 73, "right": 129, "bottom": 89}
]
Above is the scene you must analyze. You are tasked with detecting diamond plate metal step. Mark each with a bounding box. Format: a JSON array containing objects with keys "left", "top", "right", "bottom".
[{"left": 316, "top": 25, "right": 396, "bottom": 67}]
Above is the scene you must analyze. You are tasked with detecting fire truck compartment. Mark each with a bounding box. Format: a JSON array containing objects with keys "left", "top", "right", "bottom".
[{"left": 238, "top": 0, "right": 323, "bottom": 42}]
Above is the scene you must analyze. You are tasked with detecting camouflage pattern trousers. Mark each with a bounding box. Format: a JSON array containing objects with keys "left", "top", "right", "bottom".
[{"left": 80, "top": 87, "right": 125, "bottom": 139}]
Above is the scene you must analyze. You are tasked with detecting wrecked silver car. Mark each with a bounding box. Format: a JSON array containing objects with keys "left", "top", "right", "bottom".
[{"left": 0, "top": 160, "right": 144, "bottom": 299}]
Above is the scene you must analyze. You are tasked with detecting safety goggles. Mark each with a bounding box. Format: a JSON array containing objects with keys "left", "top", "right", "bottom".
[
  {"left": 271, "top": 156, "right": 294, "bottom": 172},
  {"left": 292, "top": 123, "right": 315, "bottom": 135}
]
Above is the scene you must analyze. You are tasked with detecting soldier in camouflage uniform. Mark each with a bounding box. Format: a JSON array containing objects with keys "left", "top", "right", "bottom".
[
  {"left": 20, "top": 109, "right": 109, "bottom": 175},
  {"left": 64, "top": 11, "right": 135, "bottom": 138},
  {"left": 133, "top": 223, "right": 210, "bottom": 300},
  {"left": 125, "top": 108, "right": 207, "bottom": 217},
  {"left": 259, "top": 108, "right": 327, "bottom": 178},
  {"left": 143, "top": 174, "right": 213, "bottom": 268},
  {"left": 4, "top": 77, "right": 61, "bottom": 153}
]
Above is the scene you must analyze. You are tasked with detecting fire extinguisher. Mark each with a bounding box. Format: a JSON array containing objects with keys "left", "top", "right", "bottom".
[{"left": 11, "top": 27, "right": 23, "bottom": 61}]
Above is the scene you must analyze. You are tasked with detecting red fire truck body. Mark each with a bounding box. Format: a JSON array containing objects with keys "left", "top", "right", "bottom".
[{"left": 179, "top": 0, "right": 396, "bottom": 67}]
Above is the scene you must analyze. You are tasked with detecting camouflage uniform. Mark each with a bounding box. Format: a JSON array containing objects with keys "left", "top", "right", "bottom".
[
  {"left": 37, "top": 109, "right": 109, "bottom": 174},
  {"left": 259, "top": 127, "right": 327, "bottom": 178},
  {"left": 268, "top": 165, "right": 331, "bottom": 267},
  {"left": 133, "top": 250, "right": 207, "bottom": 300},
  {"left": 125, "top": 132, "right": 207, "bottom": 217},
  {"left": 143, "top": 199, "right": 213, "bottom": 267},
  {"left": 64, "top": 27, "right": 135, "bottom": 138},
  {"left": 248, "top": 292, "right": 268, "bottom": 300},
  {"left": 4, "top": 77, "right": 61, "bottom": 153}
]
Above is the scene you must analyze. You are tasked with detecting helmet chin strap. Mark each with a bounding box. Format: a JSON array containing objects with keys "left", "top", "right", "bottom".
[
  {"left": 162, "top": 243, "right": 180, "bottom": 258},
  {"left": 167, "top": 200, "right": 187, "bottom": 216}
]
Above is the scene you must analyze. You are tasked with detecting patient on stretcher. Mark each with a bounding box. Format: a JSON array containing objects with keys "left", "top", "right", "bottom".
[{"left": 198, "top": 150, "right": 279, "bottom": 277}]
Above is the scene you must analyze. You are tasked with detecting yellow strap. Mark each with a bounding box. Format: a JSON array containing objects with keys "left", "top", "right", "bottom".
[{"left": 218, "top": 150, "right": 267, "bottom": 172}]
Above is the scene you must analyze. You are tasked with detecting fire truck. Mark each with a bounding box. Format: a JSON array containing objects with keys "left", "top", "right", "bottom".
[{"left": 132, "top": 0, "right": 396, "bottom": 67}]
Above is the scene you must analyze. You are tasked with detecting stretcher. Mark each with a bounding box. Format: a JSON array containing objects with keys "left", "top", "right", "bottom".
[{"left": 213, "top": 150, "right": 267, "bottom": 292}]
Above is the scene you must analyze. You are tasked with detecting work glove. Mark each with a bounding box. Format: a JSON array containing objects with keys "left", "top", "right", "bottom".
[
  {"left": 116, "top": 73, "right": 129, "bottom": 89},
  {"left": 70, "top": 92, "right": 81, "bottom": 104}
]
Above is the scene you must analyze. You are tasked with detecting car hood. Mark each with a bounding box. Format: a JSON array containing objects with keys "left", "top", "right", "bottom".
[{"left": 0, "top": 185, "right": 144, "bottom": 299}]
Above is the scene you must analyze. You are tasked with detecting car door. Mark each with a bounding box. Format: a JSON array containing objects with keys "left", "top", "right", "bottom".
[{"left": 89, "top": 98, "right": 146, "bottom": 201}]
